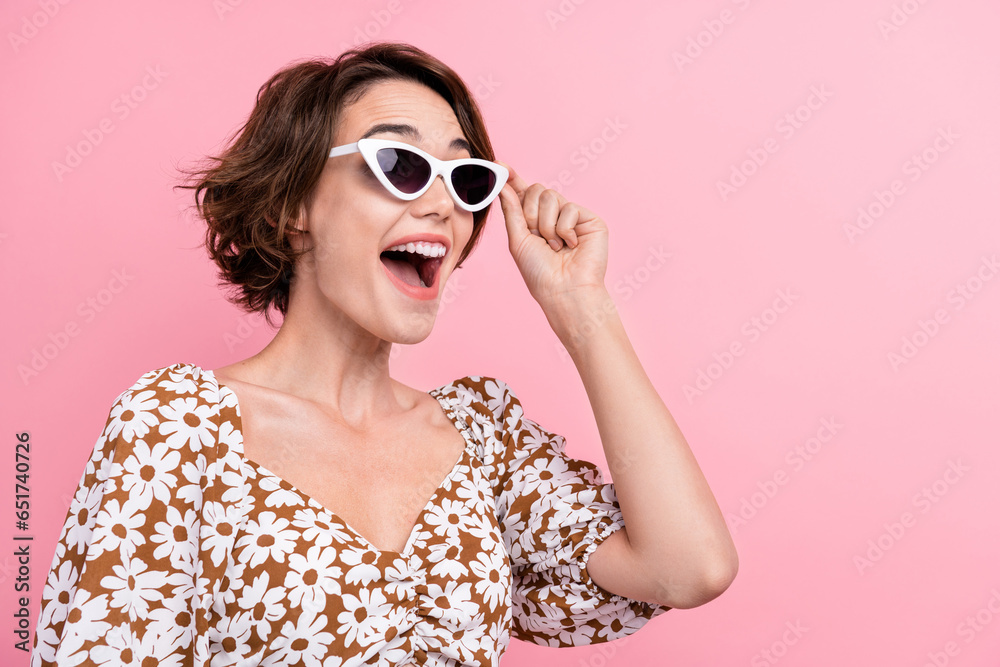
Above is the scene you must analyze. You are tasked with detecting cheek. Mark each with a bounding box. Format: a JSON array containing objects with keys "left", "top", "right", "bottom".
[
  {"left": 304, "top": 229, "right": 348, "bottom": 275},
  {"left": 296, "top": 230, "right": 364, "bottom": 290},
  {"left": 308, "top": 199, "right": 384, "bottom": 267}
]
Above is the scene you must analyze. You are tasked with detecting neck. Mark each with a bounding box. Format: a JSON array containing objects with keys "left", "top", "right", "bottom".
[{"left": 230, "top": 297, "right": 409, "bottom": 430}]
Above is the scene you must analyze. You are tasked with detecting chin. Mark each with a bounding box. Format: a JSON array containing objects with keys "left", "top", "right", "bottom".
[
  {"left": 388, "top": 316, "right": 437, "bottom": 346},
  {"left": 390, "top": 331, "right": 432, "bottom": 347}
]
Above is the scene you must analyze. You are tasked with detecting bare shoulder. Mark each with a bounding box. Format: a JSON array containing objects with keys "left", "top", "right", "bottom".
[
  {"left": 210, "top": 361, "right": 256, "bottom": 389},
  {"left": 391, "top": 377, "right": 450, "bottom": 423}
]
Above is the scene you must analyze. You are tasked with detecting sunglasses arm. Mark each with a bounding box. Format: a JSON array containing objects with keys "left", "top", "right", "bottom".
[{"left": 328, "top": 143, "right": 360, "bottom": 158}]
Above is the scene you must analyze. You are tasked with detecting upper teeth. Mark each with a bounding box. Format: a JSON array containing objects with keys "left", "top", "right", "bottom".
[{"left": 385, "top": 242, "right": 446, "bottom": 258}]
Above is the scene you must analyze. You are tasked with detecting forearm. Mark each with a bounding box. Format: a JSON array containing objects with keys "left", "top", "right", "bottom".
[{"left": 546, "top": 287, "right": 738, "bottom": 604}]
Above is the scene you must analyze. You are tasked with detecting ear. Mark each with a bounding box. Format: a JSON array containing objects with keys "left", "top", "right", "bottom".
[
  {"left": 266, "top": 205, "right": 309, "bottom": 234},
  {"left": 289, "top": 200, "right": 310, "bottom": 234}
]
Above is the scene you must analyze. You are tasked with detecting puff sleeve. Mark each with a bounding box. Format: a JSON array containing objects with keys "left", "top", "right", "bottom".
[
  {"left": 475, "top": 376, "right": 670, "bottom": 647},
  {"left": 30, "top": 364, "right": 242, "bottom": 666}
]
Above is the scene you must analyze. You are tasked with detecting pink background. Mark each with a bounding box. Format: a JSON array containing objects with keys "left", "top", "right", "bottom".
[{"left": 3, "top": 1, "right": 999, "bottom": 664}]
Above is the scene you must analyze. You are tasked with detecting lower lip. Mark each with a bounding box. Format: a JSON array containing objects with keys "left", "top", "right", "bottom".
[{"left": 381, "top": 262, "right": 440, "bottom": 301}]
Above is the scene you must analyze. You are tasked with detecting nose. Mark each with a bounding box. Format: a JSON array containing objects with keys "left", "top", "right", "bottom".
[{"left": 412, "top": 173, "right": 456, "bottom": 217}]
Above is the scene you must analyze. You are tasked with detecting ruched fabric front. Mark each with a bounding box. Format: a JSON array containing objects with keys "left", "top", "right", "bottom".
[{"left": 31, "top": 363, "right": 669, "bottom": 666}]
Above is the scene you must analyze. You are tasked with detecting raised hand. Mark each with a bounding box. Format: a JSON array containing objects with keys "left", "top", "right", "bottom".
[{"left": 495, "top": 161, "right": 610, "bottom": 314}]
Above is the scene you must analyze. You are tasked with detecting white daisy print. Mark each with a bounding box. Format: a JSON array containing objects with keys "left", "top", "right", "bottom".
[
  {"left": 158, "top": 396, "right": 217, "bottom": 451},
  {"left": 162, "top": 367, "right": 201, "bottom": 395},
  {"left": 220, "top": 464, "right": 254, "bottom": 504},
  {"left": 461, "top": 503, "right": 501, "bottom": 544},
  {"left": 426, "top": 541, "right": 469, "bottom": 580},
  {"left": 150, "top": 505, "right": 198, "bottom": 569},
  {"left": 520, "top": 417, "right": 563, "bottom": 452},
  {"left": 101, "top": 557, "right": 166, "bottom": 620},
  {"left": 283, "top": 544, "right": 343, "bottom": 612},
  {"left": 91, "top": 498, "right": 148, "bottom": 560},
  {"left": 31, "top": 365, "right": 668, "bottom": 666},
  {"left": 470, "top": 549, "right": 510, "bottom": 612},
  {"left": 89, "top": 623, "right": 139, "bottom": 666},
  {"left": 339, "top": 546, "right": 384, "bottom": 587},
  {"left": 520, "top": 445, "right": 572, "bottom": 497},
  {"left": 119, "top": 438, "right": 180, "bottom": 506},
  {"left": 291, "top": 506, "right": 351, "bottom": 548},
  {"left": 453, "top": 475, "right": 484, "bottom": 505},
  {"left": 131, "top": 625, "right": 186, "bottom": 667},
  {"left": 237, "top": 571, "right": 288, "bottom": 638},
  {"left": 108, "top": 389, "right": 161, "bottom": 443},
  {"left": 202, "top": 499, "right": 244, "bottom": 568},
  {"left": 146, "top": 598, "right": 196, "bottom": 651},
  {"left": 427, "top": 579, "right": 474, "bottom": 622},
  {"left": 164, "top": 568, "right": 197, "bottom": 605},
  {"left": 336, "top": 587, "right": 395, "bottom": 649},
  {"left": 40, "top": 559, "right": 79, "bottom": 626},
  {"left": 41, "top": 588, "right": 112, "bottom": 658},
  {"left": 208, "top": 609, "right": 253, "bottom": 662},
  {"left": 381, "top": 557, "right": 417, "bottom": 602},
  {"left": 482, "top": 379, "right": 509, "bottom": 416},
  {"left": 217, "top": 417, "right": 241, "bottom": 457},
  {"left": 176, "top": 455, "right": 209, "bottom": 506},
  {"left": 236, "top": 510, "right": 297, "bottom": 568},
  {"left": 422, "top": 496, "right": 470, "bottom": 540},
  {"left": 259, "top": 475, "right": 307, "bottom": 509},
  {"left": 267, "top": 609, "right": 335, "bottom": 665}
]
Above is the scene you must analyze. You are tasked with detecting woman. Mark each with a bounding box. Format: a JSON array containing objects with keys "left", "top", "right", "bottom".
[{"left": 31, "top": 42, "right": 737, "bottom": 666}]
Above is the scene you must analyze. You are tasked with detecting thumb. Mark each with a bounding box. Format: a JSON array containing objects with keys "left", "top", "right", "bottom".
[{"left": 497, "top": 181, "right": 531, "bottom": 254}]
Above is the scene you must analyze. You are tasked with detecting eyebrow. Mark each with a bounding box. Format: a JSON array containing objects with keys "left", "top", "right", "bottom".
[{"left": 359, "top": 123, "right": 472, "bottom": 155}]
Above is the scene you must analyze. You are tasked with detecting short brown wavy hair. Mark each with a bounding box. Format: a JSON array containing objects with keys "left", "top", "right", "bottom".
[{"left": 178, "top": 42, "right": 499, "bottom": 327}]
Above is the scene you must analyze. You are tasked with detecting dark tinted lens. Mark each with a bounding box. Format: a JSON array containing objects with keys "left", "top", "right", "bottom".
[
  {"left": 376, "top": 147, "right": 431, "bottom": 194},
  {"left": 452, "top": 165, "right": 496, "bottom": 205}
]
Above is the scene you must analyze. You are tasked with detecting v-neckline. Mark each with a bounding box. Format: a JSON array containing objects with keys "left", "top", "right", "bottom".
[{"left": 205, "top": 367, "right": 477, "bottom": 559}]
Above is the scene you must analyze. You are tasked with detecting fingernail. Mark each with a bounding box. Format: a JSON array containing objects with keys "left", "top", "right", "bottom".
[{"left": 549, "top": 239, "right": 561, "bottom": 251}]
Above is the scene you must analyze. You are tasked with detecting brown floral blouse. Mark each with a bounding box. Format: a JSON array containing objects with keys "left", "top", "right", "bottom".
[{"left": 31, "top": 362, "right": 668, "bottom": 666}]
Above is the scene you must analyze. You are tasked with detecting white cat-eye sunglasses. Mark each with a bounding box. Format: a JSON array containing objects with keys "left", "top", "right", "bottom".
[{"left": 329, "top": 138, "right": 508, "bottom": 213}]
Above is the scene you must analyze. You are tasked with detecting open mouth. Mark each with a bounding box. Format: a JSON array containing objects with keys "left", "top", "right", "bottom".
[{"left": 379, "top": 248, "right": 444, "bottom": 289}]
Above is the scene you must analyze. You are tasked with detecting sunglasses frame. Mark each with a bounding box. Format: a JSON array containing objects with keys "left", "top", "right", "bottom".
[{"left": 328, "top": 138, "right": 508, "bottom": 213}]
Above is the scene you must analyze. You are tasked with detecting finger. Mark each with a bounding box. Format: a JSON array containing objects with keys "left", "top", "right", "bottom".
[
  {"left": 574, "top": 203, "right": 599, "bottom": 223},
  {"left": 537, "top": 189, "right": 563, "bottom": 251},
  {"left": 497, "top": 181, "right": 531, "bottom": 252},
  {"left": 555, "top": 203, "right": 580, "bottom": 248},
  {"left": 496, "top": 160, "right": 530, "bottom": 199},
  {"left": 520, "top": 183, "right": 547, "bottom": 236}
]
